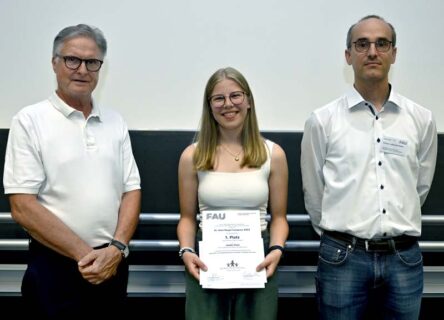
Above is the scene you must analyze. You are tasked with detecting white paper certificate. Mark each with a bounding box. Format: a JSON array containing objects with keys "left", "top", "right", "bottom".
[
  {"left": 201, "top": 210, "right": 262, "bottom": 242},
  {"left": 199, "top": 210, "right": 266, "bottom": 289}
]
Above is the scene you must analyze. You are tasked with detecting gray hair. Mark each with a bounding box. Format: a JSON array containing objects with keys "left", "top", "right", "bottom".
[
  {"left": 53, "top": 24, "right": 107, "bottom": 58},
  {"left": 346, "top": 15, "right": 397, "bottom": 49}
]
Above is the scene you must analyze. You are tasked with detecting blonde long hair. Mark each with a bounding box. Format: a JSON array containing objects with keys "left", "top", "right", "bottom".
[{"left": 193, "top": 67, "right": 267, "bottom": 170}]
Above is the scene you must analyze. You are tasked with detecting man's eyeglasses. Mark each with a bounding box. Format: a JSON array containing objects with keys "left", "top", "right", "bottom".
[
  {"left": 57, "top": 55, "right": 103, "bottom": 72},
  {"left": 353, "top": 39, "right": 393, "bottom": 53},
  {"left": 209, "top": 91, "right": 246, "bottom": 108}
]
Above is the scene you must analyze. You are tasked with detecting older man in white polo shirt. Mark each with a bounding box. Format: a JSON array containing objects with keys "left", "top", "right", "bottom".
[{"left": 3, "top": 24, "right": 141, "bottom": 318}]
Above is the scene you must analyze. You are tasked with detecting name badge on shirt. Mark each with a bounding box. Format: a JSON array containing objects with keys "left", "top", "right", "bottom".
[{"left": 381, "top": 136, "right": 408, "bottom": 156}]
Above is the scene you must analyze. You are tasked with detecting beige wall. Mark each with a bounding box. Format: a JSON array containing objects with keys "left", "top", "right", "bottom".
[{"left": 1, "top": 0, "right": 443, "bottom": 131}]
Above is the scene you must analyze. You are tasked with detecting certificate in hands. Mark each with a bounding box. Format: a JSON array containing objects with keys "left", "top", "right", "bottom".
[{"left": 199, "top": 210, "right": 267, "bottom": 289}]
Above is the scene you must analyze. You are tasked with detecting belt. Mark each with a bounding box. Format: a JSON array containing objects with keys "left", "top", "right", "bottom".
[{"left": 323, "top": 230, "right": 418, "bottom": 252}]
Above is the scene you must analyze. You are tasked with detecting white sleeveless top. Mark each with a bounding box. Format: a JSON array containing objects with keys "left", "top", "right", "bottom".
[{"left": 197, "top": 139, "right": 274, "bottom": 231}]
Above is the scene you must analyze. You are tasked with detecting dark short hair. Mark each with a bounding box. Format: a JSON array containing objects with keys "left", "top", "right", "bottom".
[
  {"left": 53, "top": 24, "right": 107, "bottom": 58},
  {"left": 346, "top": 15, "right": 397, "bottom": 49}
]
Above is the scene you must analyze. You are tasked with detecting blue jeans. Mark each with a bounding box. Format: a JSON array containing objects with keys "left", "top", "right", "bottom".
[{"left": 316, "top": 233, "right": 423, "bottom": 320}]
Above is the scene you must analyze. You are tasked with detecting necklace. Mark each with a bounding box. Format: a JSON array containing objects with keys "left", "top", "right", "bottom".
[{"left": 221, "top": 144, "right": 242, "bottom": 161}]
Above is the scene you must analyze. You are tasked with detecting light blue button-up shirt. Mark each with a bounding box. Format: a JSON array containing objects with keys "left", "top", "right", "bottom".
[{"left": 301, "top": 86, "right": 437, "bottom": 239}]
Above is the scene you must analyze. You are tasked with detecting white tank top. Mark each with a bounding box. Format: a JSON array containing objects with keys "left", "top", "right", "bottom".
[{"left": 197, "top": 139, "right": 273, "bottom": 231}]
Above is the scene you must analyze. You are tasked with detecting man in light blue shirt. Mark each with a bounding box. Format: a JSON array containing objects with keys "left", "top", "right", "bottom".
[{"left": 301, "top": 15, "right": 437, "bottom": 319}]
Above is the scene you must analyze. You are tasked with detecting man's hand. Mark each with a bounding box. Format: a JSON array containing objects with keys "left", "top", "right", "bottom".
[{"left": 78, "top": 246, "right": 122, "bottom": 284}]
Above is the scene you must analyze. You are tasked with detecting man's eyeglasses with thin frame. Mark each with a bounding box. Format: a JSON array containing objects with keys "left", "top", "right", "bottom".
[
  {"left": 352, "top": 39, "right": 393, "bottom": 53},
  {"left": 209, "top": 91, "right": 247, "bottom": 108},
  {"left": 57, "top": 55, "right": 104, "bottom": 72}
]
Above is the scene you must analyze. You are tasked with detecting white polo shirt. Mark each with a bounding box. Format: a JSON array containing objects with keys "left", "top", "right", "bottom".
[{"left": 3, "top": 92, "right": 141, "bottom": 246}]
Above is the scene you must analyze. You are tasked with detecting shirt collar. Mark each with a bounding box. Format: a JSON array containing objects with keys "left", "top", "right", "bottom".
[
  {"left": 345, "top": 84, "right": 403, "bottom": 110},
  {"left": 49, "top": 92, "right": 102, "bottom": 120}
]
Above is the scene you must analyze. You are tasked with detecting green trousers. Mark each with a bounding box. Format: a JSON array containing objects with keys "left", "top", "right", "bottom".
[{"left": 185, "top": 230, "right": 279, "bottom": 320}]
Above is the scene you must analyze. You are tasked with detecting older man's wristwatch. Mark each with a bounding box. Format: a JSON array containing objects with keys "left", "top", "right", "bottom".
[{"left": 110, "top": 239, "right": 130, "bottom": 258}]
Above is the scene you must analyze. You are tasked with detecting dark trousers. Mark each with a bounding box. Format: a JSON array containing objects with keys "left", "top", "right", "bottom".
[{"left": 22, "top": 238, "right": 129, "bottom": 319}]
